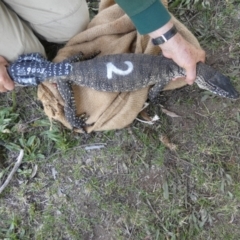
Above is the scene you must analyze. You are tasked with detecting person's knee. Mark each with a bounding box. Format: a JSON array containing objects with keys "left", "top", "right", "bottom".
[
  {"left": 30, "top": 0, "right": 90, "bottom": 43},
  {"left": 0, "top": 1, "right": 45, "bottom": 62}
]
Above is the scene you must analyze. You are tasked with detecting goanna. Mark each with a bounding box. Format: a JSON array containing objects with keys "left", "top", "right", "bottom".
[{"left": 8, "top": 53, "right": 239, "bottom": 132}]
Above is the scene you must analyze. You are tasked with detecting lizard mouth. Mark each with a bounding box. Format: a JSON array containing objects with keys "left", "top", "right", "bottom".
[{"left": 205, "top": 72, "right": 239, "bottom": 99}]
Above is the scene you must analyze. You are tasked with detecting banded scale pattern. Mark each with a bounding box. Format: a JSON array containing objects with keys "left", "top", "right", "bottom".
[{"left": 8, "top": 53, "right": 239, "bottom": 132}]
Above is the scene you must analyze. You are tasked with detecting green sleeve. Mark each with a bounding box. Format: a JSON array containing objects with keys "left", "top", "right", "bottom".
[{"left": 115, "top": 0, "right": 171, "bottom": 35}]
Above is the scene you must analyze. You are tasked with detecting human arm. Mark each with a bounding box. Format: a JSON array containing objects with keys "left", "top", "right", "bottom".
[
  {"left": 115, "top": 0, "right": 206, "bottom": 84},
  {"left": 149, "top": 21, "right": 205, "bottom": 85},
  {"left": 0, "top": 56, "right": 15, "bottom": 92}
]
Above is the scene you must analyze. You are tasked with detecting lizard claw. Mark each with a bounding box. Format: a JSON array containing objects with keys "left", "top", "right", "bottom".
[
  {"left": 65, "top": 53, "right": 85, "bottom": 63},
  {"left": 72, "top": 113, "right": 94, "bottom": 133}
]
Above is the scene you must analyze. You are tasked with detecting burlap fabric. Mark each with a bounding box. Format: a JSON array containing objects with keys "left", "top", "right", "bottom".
[{"left": 37, "top": 0, "right": 201, "bottom": 133}]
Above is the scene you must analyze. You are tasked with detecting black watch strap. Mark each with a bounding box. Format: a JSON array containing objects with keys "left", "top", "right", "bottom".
[{"left": 152, "top": 25, "right": 177, "bottom": 45}]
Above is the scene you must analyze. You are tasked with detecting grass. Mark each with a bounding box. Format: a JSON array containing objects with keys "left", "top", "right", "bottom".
[{"left": 1, "top": 0, "right": 240, "bottom": 239}]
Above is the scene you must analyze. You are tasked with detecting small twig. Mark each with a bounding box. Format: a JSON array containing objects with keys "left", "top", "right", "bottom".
[
  {"left": 221, "top": 135, "right": 240, "bottom": 141},
  {"left": 187, "top": 12, "right": 201, "bottom": 23},
  {"left": 135, "top": 117, "right": 158, "bottom": 125},
  {"left": 146, "top": 198, "right": 161, "bottom": 221},
  {"left": 195, "top": 112, "right": 208, "bottom": 118},
  {"left": 85, "top": 145, "right": 105, "bottom": 150},
  {"left": 45, "top": 143, "right": 107, "bottom": 161},
  {"left": 146, "top": 198, "right": 172, "bottom": 235},
  {"left": 0, "top": 149, "right": 24, "bottom": 194},
  {"left": 171, "top": 154, "right": 195, "bottom": 167},
  {"left": 24, "top": 117, "right": 42, "bottom": 125}
]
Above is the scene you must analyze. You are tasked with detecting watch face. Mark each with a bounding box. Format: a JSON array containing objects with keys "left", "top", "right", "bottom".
[{"left": 152, "top": 36, "right": 165, "bottom": 45}]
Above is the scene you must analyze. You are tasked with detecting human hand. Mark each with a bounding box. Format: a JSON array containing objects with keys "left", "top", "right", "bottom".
[
  {"left": 149, "top": 22, "right": 206, "bottom": 85},
  {"left": 0, "top": 56, "right": 15, "bottom": 92}
]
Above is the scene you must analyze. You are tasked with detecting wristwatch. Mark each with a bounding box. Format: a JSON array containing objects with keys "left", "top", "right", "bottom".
[{"left": 152, "top": 25, "right": 177, "bottom": 45}]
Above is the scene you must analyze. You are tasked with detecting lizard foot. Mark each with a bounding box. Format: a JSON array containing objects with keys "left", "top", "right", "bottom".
[
  {"left": 66, "top": 53, "right": 85, "bottom": 63},
  {"left": 149, "top": 96, "right": 162, "bottom": 105},
  {"left": 72, "top": 113, "right": 94, "bottom": 133},
  {"left": 65, "top": 51, "right": 101, "bottom": 64}
]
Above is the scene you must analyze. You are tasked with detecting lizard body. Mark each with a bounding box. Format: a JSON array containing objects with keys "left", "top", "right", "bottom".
[{"left": 8, "top": 53, "right": 239, "bottom": 132}]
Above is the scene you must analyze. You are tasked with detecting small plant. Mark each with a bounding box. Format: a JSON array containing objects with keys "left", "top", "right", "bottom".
[
  {"left": 0, "top": 214, "right": 26, "bottom": 239},
  {"left": 42, "top": 125, "right": 78, "bottom": 151},
  {"left": 0, "top": 107, "right": 19, "bottom": 141}
]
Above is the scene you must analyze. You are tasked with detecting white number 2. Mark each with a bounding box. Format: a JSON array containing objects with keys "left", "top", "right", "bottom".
[{"left": 106, "top": 61, "right": 133, "bottom": 79}]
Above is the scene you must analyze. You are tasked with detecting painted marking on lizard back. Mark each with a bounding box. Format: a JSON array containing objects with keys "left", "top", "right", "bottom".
[{"left": 106, "top": 61, "right": 133, "bottom": 79}]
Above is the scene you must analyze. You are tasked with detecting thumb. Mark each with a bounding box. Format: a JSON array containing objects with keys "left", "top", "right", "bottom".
[
  {"left": 2, "top": 67, "right": 15, "bottom": 91},
  {"left": 4, "top": 77, "right": 15, "bottom": 91},
  {"left": 185, "top": 64, "right": 197, "bottom": 85}
]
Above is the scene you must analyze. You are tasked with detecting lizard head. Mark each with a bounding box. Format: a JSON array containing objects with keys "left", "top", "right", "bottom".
[{"left": 195, "top": 63, "right": 239, "bottom": 99}]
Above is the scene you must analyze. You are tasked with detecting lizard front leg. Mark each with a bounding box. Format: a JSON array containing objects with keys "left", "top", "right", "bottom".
[
  {"left": 148, "top": 82, "right": 166, "bottom": 104},
  {"left": 57, "top": 79, "right": 93, "bottom": 132}
]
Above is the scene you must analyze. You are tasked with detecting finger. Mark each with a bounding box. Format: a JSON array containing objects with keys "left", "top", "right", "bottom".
[
  {"left": 0, "top": 85, "right": 8, "bottom": 92},
  {"left": 199, "top": 50, "right": 206, "bottom": 63},
  {"left": 172, "top": 76, "right": 185, "bottom": 81},
  {"left": 51, "top": 83, "right": 57, "bottom": 88},
  {"left": 185, "top": 65, "right": 197, "bottom": 85},
  {"left": 4, "top": 79, "right": 15, "bottom": 91}
]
